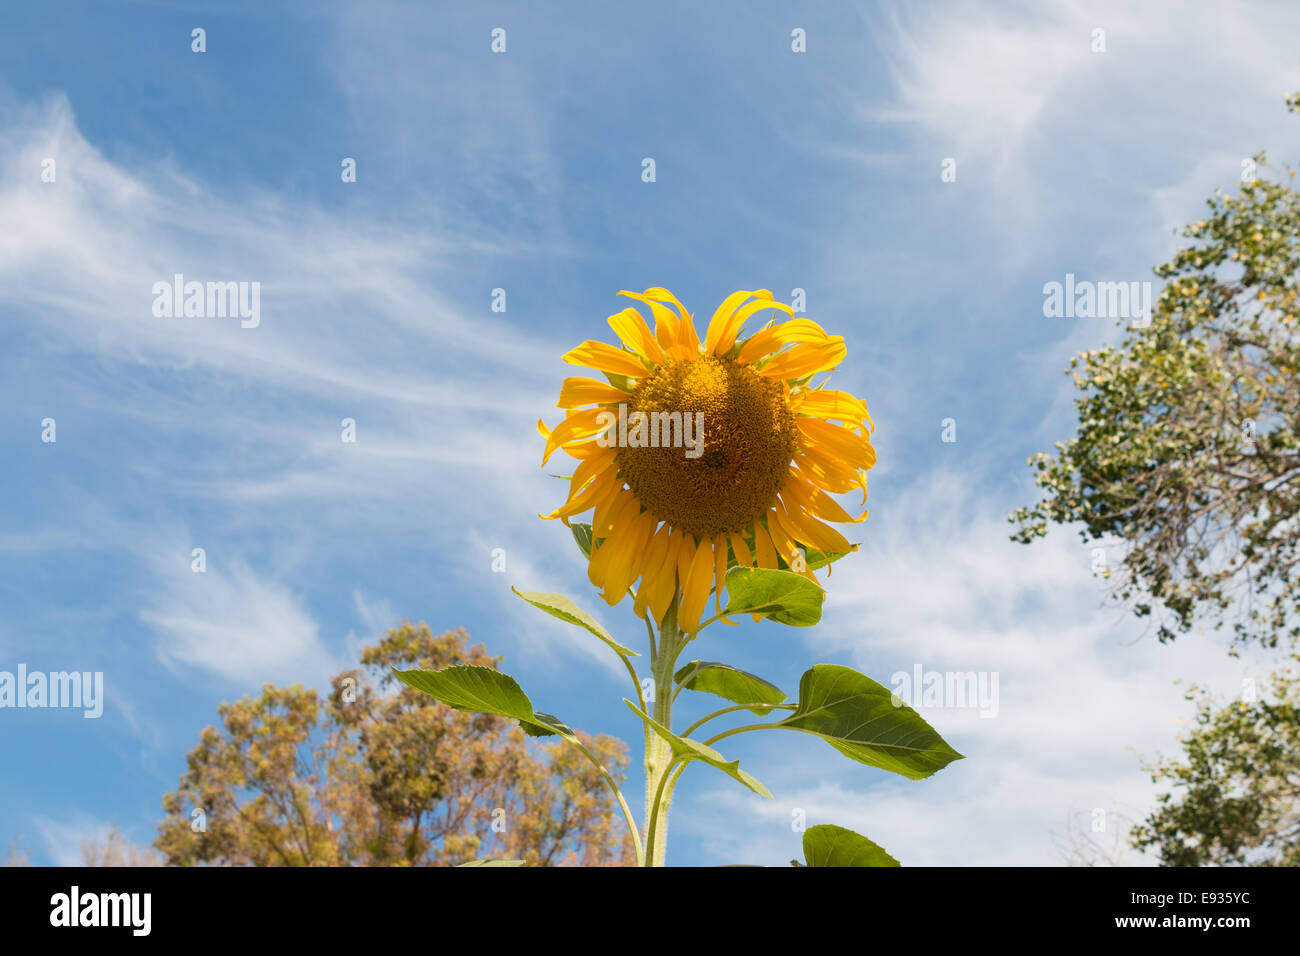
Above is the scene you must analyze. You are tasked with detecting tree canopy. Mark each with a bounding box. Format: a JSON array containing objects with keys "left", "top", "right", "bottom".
[
  {"left": 156, "top": 623, "right": 634, "bottom": 866},
  {"left": 1130, "top": 658, "right": 1300, "bottom": 866},
  {"left": 1012, "top": 101, "right": 1300, "bottom": 649}
]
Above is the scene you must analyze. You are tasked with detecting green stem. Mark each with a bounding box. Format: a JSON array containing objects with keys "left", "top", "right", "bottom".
[
  {"left": 644, "top": 754, "right": 683, "bottom": 861},
  {"left": 693, "top": 611, "right": 726, "bottom": 632},
  {"left": 702, "top": 723, "right": 776, "bottom": 748},
  {"left": 644, "top": 758, "right": 692, "bottom": 860},
  {"left": 569, "top": 736, "right": 645, "bottom": 866},
  {"left": 552, "top": 594, "right": 648, "bottom": 866},
  {"left": 622, "top": 654, "right": 646, "bottom": 714},
  {"left": 688, "top": 587, "right": 732, "bottom": 634},
  {"left": 644, "top": 593, "right": 683, "bottom": 866},
  {"left": 680, "top": 703, "right": 794, "bottom": 738}
]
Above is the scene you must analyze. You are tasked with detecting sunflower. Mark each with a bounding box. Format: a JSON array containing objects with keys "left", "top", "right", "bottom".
[{"left": 537, "top": 288, "right": 876, "bottom": 634}]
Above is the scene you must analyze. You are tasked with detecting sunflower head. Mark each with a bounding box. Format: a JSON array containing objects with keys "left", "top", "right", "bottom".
[{"left": 538, "top": 288, "right": 875, "bottom": 634}]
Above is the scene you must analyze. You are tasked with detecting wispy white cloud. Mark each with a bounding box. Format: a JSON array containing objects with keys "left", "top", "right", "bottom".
[
  {"left": 869, "top": 1, "right": 1088, "bottom": 177},
  {"left": 0, "top": 93, "right": 566, "bottom": 403},
  {"left": 30, "top": 812, "right": 113, "bottom": 868},
  {"left": 141, "top": 552, "right": 340, "bottom": 686},
  {"left": 0, "top": 92, "right": 596, "bottom": 679},
  {"left": 862, "top": 0, "right": 1300, "bottom": 255}
]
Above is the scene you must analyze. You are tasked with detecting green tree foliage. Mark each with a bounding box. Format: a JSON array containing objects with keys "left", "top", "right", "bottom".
[
  {"left": 1130, "top": 658, "right": 1300, "bottom": 865},
  {"left": 1012, "top": 99, "right": 1300, "bottom": 648},
  {"left": 156, "top": 623, "right": 634, "bottom": 866}
]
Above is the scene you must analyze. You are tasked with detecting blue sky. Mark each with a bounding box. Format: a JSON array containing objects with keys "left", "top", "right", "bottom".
[{"left": 3, "top": 0, "right": 1300, "bottom": 866}]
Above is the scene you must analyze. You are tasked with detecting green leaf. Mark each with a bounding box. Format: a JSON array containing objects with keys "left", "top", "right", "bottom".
[
  {"left": 804, "top": 546, "right": 855, "bottom": 572},
  {"left": 511, "top": 587, "right": 638, "bottom": 657},
  {"left": 570, "top": 522, "right": 594, "bottom": 558},
  {"left": 457, "top": 859, "right": 527, "bottom": 867},
  {"left": 393, "top": 665, "right": 570, "bottom": 739},
  {"left": 623, "top": 699, "right": 772, "bottom": 798},
  {"left": 722, "top": 566, "right": 825, "bottom": 627},
  {"left": 777, "top": 664, "right": 964, "bottom": 779},
  {"left": 673, "top": 660, "right": 787, "bottom": 715},
  {"left": 801, "top": 824, "right": 900, "bottom": 867}
]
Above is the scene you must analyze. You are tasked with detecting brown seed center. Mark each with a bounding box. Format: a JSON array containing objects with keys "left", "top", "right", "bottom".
[{"left": 615, "top": 356, "right": 796, "bottom": 538}]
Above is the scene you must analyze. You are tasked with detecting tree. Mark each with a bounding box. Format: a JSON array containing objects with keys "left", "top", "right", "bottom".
[
  {"left": 1012, "top": 93, "right": 1300, "bottom": 865},
  {"left": 156, "top": 623, "right": 634, "bottom": 866},
  {"left": 3, "top": 837, "right": 27, "bottom": 867},
  {"left": 82, "top": 827, "right": 163, "bottom": 867},
  {"left": 1052, "top": 809, "right": 1140, "bottom": 867},
  {"left": 1011, "top": 97, "right": 1300, "bottom": 649},
  {"left": 1130, "top": 657, "right": 1300, "bottom": 865}
]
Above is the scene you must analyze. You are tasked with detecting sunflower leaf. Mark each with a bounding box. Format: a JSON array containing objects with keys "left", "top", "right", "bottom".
[
  {"left": 623, "top": 699, "right": 772, "bottom": 798},
  {"left": 722, "top": 566, "right": 825, "bottom": 627},
  {"left": 673, "top": 660, "right": 787, "bottom": 715},
  {"left": 800, "top": 824, "right": 900, "bottom": 867},
  {"left": 804, "top": 545, "right": 856, "bottom": 572},
  {"left": 392, "top": 665, "right": 572, "bottom": 739},
  {"left": 570, "top": 522, "right": 594, "bottom": 558},
  {"left": 512, "top": 587, "right": 639, "bottom": 657},
  {"left": 777, "top": 664, "right": 964, "bottom": 779}
]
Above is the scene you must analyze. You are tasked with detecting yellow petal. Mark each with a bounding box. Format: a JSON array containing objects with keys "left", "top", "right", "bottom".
[
  {"left": 676, "top": 529, "right": 695, "bottom": 590},
  {"left": 592, "top": 483, "right": 632, "bottom": 540},
  {"left": 730, "top": 531, "right": 754, "bottom": 567},
  {"left": 783, "top": 471, "right": 866, "bottom": 523},
  {"left": 705, "top": 290, "right": 782, "bottom": 355},
  {"left": 750, "top": 522, "right": 778, "bottom": 622},
  {"left": 633, "top": 523, "right": 672, "bottom": 619},
  {"left": 792, "top": 389, "right": 869, "bottom": 425},
  {"left": 568, "top": 445, "right": 616, "bottom": 496},
  {"left": 618, "top": 291, "right": 685, "bottom": 357},
  {"left": 711, "top": 293, "right": 794, "bottom": 356},
  {"left": 563, "top": 340, "right": 649, "bottom": 379},
  {"left": 713, "top": 533, "right": 730, "bottom": 617},
  {"left": 758, "top": 337, "right": 846, "bottom": 380},
  {"left": 603, "top": 509, "right": 656, "bottom": 604},
  {"left": 776, "top": 495, "right": 853, "bottom": 555},
  {"left": 544, "top": 465, "right": 617, "bottom": 521},
  {"left": 705, "top": 290, "right": 756, "bottom": 355},
  {"left": 798, "top": 417, "right": 877, "bottom": 470},
  {"left": 767, "top": 507, "right": 819, "bottom": 582},
  {"left": 542, "top": 408, "right": 608, "bottom": 465},
  {"left": 588, "top": 492, "right": 640, "bottom": 588},
  {"left": 737, "top": 318, "right": 829, "bottom": 364},
  {"left": 645, "top": 288, "right": 700, "bottom": 356},
  {"left": 793, "top": 450, "right": 865, "bottom": 497},
  {"left": 764, "top": 510, "right": 796, "bottom": 565},
  {"left": 557, "top": 377, "right": 631, "bottom": 408},
  {"left": 792, "top": 465, "right": 855, "bottom": 498},
  {"left": 607, "top": 307, "right": 668, "bottom": 365},
  {"left": 648, "top": 528, "right": 682, "bottom": 625},
  {"left": 678, "top": 537, "right": 716, "bottom": 633},
  {"left": 753, "top": 521, "right": 777, "bottom": 569}
]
